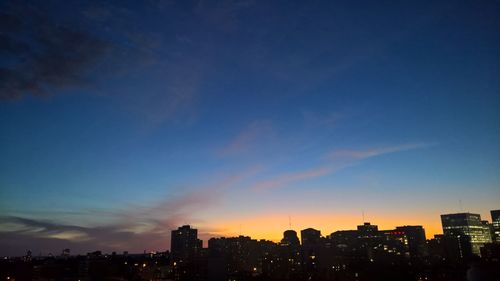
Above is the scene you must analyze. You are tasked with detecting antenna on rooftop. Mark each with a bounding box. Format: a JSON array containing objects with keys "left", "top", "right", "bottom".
[
  {"left": 362, "top": 210, "right": 365, "bottom": 223},
  {"left": 459, "top": 199, "right": 464, "bottom": 212},
  {"left": 288, "top": 215, "right": 292, "bottom": 229}
]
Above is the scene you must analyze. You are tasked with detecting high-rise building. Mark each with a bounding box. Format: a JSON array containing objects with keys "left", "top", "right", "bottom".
[
  {"left": 279, "top": 230, "right": 301, "bottom": 277},
  {"left": 491, "top": 210, "right": 500, "bottom": 243},
  {"left": 300, "top": 228, "right": 321, "bottom": 248},
  {"left": 208, "top": 236, "right": 261, "bottom": 274},
  {"left": 427, "top": 234, "right": 472, "bottom": 261},
  {"left": 441, "top": 213, "right": 492, "bottom": 256},
  {"left": 281, "top": 230, "right": 300, "bottom": 247},
  {"left": 393, "top": 226, "right": 427, "bottom": 258},
  {"left": 171, "top": 225, "right": 202, "bottom": 262},
  {"left": 300, "top": 228, "right": 322, "bottom": 262}
]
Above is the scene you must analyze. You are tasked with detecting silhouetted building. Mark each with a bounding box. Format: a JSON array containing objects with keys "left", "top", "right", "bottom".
[
  {"left": 171, "top": 225, "right": 202, "bottom": 262},
  {"left": 300, "top": 228, "right": 322, "bottom": 275},
  {"left": 441, "top": 213, "right": 492, "bottom": 256},
  {"left": 328, "top": 230, "right": 361, "bottom": 259},
  {"left": 281, "top": 230, "right": 300, "bottom": 247},
  {"left": 427, "top": 234, "right": 472, "bottom": 261},
  {"left": 480, "top": 243, "right": 500, "bottom": 261},
  {"left": 301, "top": 228, "right": 321, "bottom": 248},
  {"left": 357, "top": 222, "right": 378, "bottom": 238},
  {"left": 394, "top": 225, "right": 427, "bottom": 258},
  {"left": 491, "top": 210, "right": 500, "bottom": 243},
  {"left": 329, "top": 230, "right": 358, "bottom": 245},
  {"left": 208, "top": 236, "right": 261, "bottom": 274},
  {"left": 329, "top": 222, "right": 411, "bottom": 261},
  {"left": 279, "top": 230, "right": 301, "bottom": 278}
]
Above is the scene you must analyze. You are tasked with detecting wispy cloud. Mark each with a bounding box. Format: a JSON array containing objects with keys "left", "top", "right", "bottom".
[
  {"left": 328, "top": 142, "right": 436, "bottom": 160},
  {"left": 218, "top": 120, "right": 274, "bottom": 156},
  {"left": 251, "top": 166, "right": 333, "bottom": 192},
  {"left": 250, "top": 142, "right": 435, "bottom": 192},
  {"left": 0, "top": 170, "right": 256, "bottom": 256},
  {"left": 301, "top": 110, "right": 341, "bottom": 128}
]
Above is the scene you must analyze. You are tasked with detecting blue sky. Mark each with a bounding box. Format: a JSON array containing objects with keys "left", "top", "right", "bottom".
[{"left": 0, "top": 0, "right": 499, "bottom": 255}]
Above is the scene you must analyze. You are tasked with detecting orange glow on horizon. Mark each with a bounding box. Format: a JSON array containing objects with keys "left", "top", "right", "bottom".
[{"left": 203, "top": 212, "right": 443, "bottom": 242}]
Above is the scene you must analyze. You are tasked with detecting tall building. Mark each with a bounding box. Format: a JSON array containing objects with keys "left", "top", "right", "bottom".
[
  {"left": 281, "top": 230, "right": 300, "bottom": 247},
  {"left": 208, "top": 236, "right": 261, "bottom": 274},
  {"left": 427, "top": 234, "right": 472, "bottom": 261},
  {"left": 441, "top": 213, "right": 492, "bottom": 256},
  {"left": 394, "top": 226, "right": 427, "bottom": 258},
  {"left": 491, "top": 210, "right": 500, "bottom": 243},
  {"left": 279, "top": 230, "right": 301, "bottom": 278},
  {"left": 171, "top": 225, "right": 202, "bottom": 262},
  {"left": 301, "top": 228, "right": 322, "bottom": 263},
  {"left": 300, "top": 228, "right": 321, "bottom": 247}
]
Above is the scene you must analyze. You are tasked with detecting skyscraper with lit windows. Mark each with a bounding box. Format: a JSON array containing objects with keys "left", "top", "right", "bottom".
[
  {"left": 491, "top": 210, "right": 500, "bottom": 243},
  {"left": 441, "top": 213, "right": 492, "bottom": 256}
]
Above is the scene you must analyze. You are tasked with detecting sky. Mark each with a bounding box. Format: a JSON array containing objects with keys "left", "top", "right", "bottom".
[{"left": 0, "top": 0, "right": 499, "bottom": 256}]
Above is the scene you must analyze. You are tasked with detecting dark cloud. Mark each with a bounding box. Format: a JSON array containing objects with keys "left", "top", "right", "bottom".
[
  {"left": 0, "top": 191, "right": 189, "bottom": 256},
  {"left": 0, "top": 213, "right": 177, "bottom": 257},
  {"left": 0, "top": 172, "right": 252, "bottom": 256},
  {"left": 0, "top": 216, "right": 170, "bottom": 256},
  {"left": 0, "top": 3, "right": 111, "bottom": 100},
  {"left": 0, "top": 12, "right": 23, "bottom": 33}
]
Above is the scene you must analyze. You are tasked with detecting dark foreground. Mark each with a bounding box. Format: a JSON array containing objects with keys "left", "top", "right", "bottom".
[{"left": 1, "top": 251, "right": 499, "bottom": 281}]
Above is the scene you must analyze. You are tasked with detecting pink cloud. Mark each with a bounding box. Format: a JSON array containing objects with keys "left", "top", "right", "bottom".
[
  {"left": 252, "top": 166, "right": 333, "bottom": 192},
  {"left": 0, "top": 169, "right": 260, "bottom": 255},
  {"left": 329, "top": 142, "right": 435, "bottom": 160},
  {"left": 301, "top": 110, "right": 341, "bottom": 128},
  {"left": 249, "top": 142, "right": 435, "bottom": 192},
  {"left": 217, "top": 120, "right": 273, "bottom": 156}
]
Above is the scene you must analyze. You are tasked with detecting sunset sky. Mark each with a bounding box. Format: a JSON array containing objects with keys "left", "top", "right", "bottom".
[{"left": 1, "top": 0, "right": 499, "bottom": 256}]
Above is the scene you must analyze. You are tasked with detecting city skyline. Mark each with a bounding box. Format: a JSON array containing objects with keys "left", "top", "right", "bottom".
[
  {"left": 5, "top": 212, "right": 499, "bottom": 280},
  {"left": 2, "top": 209, "right": 499, "bottom": 256},
  {"left": 1, "top": 0, "right": 500, "bottom": 257}
]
